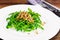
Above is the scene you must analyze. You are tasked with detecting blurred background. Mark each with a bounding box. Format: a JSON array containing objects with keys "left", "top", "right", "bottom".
[
  {"left": 46, "top": 0, "right": 60, "bottom": 8},
  {"left": 0, "top": 0, "right": 60, "bottom": 40},
  {"left": 0, "top": 0, "right": 60, "bottom": 8}
]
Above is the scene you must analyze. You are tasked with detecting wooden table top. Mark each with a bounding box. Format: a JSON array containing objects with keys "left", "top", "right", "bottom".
[
  {"left": 46, "top": 0, "right": 60, "bottom": 8},
  {"left": 0, "top": 0, "right": 60, "bottom": 40}
]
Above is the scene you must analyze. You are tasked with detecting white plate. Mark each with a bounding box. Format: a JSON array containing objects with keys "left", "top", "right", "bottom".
[{"left": 0, "top": 5, "right": 60, "bottom": 40}]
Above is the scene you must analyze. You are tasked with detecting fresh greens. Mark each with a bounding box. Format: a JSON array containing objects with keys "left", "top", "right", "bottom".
[{"left": 6, "top": 8, "right": 44, "bottom": 32}]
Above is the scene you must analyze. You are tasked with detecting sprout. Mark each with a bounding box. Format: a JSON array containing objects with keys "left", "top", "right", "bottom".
[{"left": 6, "top": 8, "right": 44, "bottom": 32}]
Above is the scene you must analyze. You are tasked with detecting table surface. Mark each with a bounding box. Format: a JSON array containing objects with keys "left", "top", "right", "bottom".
[
  {"left": 46, "top": 0, "right": 60, "bottom": 8},
  {"left": 0, "top": 0, "right": 60, "bottom": 40}
]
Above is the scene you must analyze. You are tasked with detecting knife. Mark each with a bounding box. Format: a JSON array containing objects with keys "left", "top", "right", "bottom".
[
  {"left": 28, "top": 0, "right": 60, "bottom": 17},
  {"left": 35, "top": 0, "right": 60, "bottom": 17}
]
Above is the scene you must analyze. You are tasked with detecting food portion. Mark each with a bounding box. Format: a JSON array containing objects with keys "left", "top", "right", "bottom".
[{"left": 6, "top": 8, "right": 44, "bottom": 32}]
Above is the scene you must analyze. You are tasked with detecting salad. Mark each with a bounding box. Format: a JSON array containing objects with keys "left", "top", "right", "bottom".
[{"left": 6, "top": 8, "right": 44, "bottom": 32}]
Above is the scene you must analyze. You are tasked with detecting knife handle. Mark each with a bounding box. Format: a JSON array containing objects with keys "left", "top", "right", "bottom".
[
  {"left": 42, "top": 2, "right": 60, "bottom": 17},
  {"left": 0, "top": 38, "right": 3, "bottom": 40},
  {"left": 53, "top": 10, "right": 60, "bottom": 17}
]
